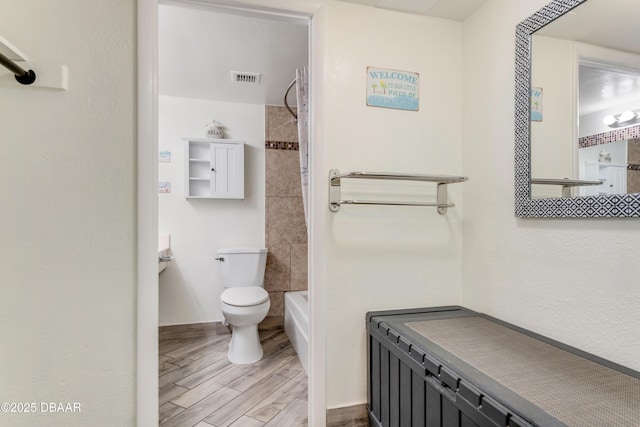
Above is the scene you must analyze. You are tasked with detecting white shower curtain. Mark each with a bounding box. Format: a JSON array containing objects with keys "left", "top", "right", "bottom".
[{"left": 295, "top": 67, "right": 309, "bottom": 230}]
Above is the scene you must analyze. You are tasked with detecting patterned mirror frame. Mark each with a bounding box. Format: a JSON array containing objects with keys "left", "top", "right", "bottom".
[{"left": 514, "top": 0, "right": 640, "bottom": 217}]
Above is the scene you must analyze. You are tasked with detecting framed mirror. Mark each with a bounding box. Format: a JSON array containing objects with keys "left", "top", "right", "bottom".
[{"left": 514, "top": 0, "right": 640, "bottom": 217}]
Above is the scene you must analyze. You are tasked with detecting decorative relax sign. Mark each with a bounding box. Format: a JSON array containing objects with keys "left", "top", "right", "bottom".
[{"left": 366, "top": 67, "right": 419, "bottom": 111}]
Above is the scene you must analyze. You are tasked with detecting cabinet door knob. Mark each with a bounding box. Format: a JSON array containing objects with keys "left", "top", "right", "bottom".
[{"left": 211, "top": 168, "right": 215, "bottom": 172}]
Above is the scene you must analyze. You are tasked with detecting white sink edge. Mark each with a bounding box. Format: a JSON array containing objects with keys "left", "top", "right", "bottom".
[{"left": 159, "top": 234, "right": 171, "bottom": 273}]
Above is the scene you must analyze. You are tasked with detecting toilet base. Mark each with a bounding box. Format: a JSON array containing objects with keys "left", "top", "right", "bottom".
[{"left": 227, "top": 324, "right": 263, "bottom": 364}]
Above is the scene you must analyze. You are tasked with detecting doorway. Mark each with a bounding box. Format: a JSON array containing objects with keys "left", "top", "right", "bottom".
[{"left": 138, "top": 0, "right": 317, "bottom": 425}]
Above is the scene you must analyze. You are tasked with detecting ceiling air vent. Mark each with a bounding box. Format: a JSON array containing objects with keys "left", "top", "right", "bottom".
[{"left": 230, "top": 71, "right": 261, "bottom": 85}]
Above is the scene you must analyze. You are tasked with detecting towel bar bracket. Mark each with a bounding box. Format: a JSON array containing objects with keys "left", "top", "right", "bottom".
[
  {"left": 329, "top": 169, "right": 342, "bottom": 212},
  {"left": 329, "top": 168, "right": 468, "bottom": 215}
]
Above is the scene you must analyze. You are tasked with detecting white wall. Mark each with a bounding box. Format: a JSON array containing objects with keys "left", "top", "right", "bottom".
[
  {"left": 158, "top": 96, "right": 265, "bottom": 325},
  {"left": 0, "top": 0, "right": 136, "bottom": 426},
  {"left": 312, "top": 1, "right": 464, "bottom": 409},
  {"left": 462, "top": 0, "right": 640, "bottom": 374}
]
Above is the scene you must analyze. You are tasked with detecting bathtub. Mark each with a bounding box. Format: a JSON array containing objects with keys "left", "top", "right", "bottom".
[{"left": 284, "top": 291, "right": 308, "bottom": 375}]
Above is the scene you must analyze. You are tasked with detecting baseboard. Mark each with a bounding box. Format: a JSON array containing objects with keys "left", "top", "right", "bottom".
[
  {"left": 158, "top": 322, "right": 219, "bottom": 340},
  {"left": 327, "top": 404, "right": 370, "bottom": 427},
  {"left": 259, "top": 315, "right": 284, "bottom": 331},
  {"left": 159, "top": 317, "right": 283, "bottom": 340}
]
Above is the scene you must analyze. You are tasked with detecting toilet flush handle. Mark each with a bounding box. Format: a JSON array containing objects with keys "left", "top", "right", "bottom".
[{"left": 215, "top": 257, "right": 225, "bottom": 262}]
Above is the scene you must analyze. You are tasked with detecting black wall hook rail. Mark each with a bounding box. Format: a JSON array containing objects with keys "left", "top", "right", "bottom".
[{"left": 0, "top": 50, "right": 36, "bottom": 85}]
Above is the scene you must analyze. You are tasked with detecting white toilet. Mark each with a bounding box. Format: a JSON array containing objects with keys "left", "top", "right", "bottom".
[{"left": 217, "top": 247, "right": 270, "bottom": 364}]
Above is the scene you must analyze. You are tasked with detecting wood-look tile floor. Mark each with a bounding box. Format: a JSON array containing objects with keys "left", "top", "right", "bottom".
[{"left": 159, "top": 329, "right": 308, "bottom": 427}]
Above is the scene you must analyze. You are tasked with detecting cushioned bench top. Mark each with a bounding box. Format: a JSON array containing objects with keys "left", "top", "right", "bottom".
[{"left": 406, "top": 316, "right": 640, "bottom": 427}]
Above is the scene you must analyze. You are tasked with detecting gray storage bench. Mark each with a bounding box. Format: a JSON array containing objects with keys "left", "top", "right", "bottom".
[{"left": 367, "top": 306, "right": 640, "bottom": 427}]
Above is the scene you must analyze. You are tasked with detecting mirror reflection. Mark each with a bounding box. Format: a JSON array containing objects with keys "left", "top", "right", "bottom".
[{"left": 530, "top": 0, "right": 640, "bottom": 199}]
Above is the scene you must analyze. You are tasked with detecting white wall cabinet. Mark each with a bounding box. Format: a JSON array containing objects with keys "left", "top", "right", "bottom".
[{"left": 184, "top": 138, "right": 245, "bottom": 199}]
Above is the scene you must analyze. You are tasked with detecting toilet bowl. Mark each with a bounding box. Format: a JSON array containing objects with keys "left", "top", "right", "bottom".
[
  {"left": 217, "top": 248, "right": 269, "bottom": 364},
  {"left": 220, "top": 287, "right": 270, "bottom": 364}
]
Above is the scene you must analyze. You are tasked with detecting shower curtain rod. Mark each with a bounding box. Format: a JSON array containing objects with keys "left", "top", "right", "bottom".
[
  {"left": 283, "top": 78, "right": 297, "bottom": 123},
  {"left": 0, "top": 50, "right": 36, "bottom": 85}
]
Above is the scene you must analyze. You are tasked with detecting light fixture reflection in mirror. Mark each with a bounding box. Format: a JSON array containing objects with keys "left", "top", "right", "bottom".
[
  {"left": 604, "top": 111, "right": 640, "bottom": 128},
  {"left": 514, "top": 0, "right": 640, "bottom": 217}
]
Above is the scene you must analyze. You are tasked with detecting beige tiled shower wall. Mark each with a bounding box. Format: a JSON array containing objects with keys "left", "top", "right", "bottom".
[
  {"left": 264, "top": 105, "right": 308, "bottom": 321},
  {"left": 628, "top": 139, "right": 640, "bottom": 194}
]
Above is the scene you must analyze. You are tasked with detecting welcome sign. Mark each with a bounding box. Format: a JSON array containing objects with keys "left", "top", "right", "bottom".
[
  {"left": 366, "top": 67, "right": 419, "bottom": 111},
  {"left": 531, "top": 87, "right": 543, "bottom": 121}
]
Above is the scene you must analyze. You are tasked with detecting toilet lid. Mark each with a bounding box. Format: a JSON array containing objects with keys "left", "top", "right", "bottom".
[{"left": 221, "top": 287, "right": 269, "bottom": 307}]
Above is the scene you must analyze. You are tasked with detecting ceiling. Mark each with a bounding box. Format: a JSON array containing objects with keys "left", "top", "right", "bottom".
[
  {"left": 335, "top": 0, "right": 488, "bottom": 21},
  {"left": 535, "top": 0, "right": 640, "bottom": 57},
  {"left": 579, "top": 66, "right": 640, "bottom": 116},
  {"left": 159, "top": 3, "right": 309, "bottom": 106}
]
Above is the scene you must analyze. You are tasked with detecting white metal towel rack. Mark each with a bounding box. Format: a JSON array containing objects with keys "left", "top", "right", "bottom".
[{"left": 329, "top": 169, "right": 468, "bottom": 215}]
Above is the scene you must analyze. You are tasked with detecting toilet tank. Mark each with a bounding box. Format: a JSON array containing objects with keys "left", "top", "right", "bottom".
[{"left": 218, "top": 247, "right": 268, "bottom": 288}]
